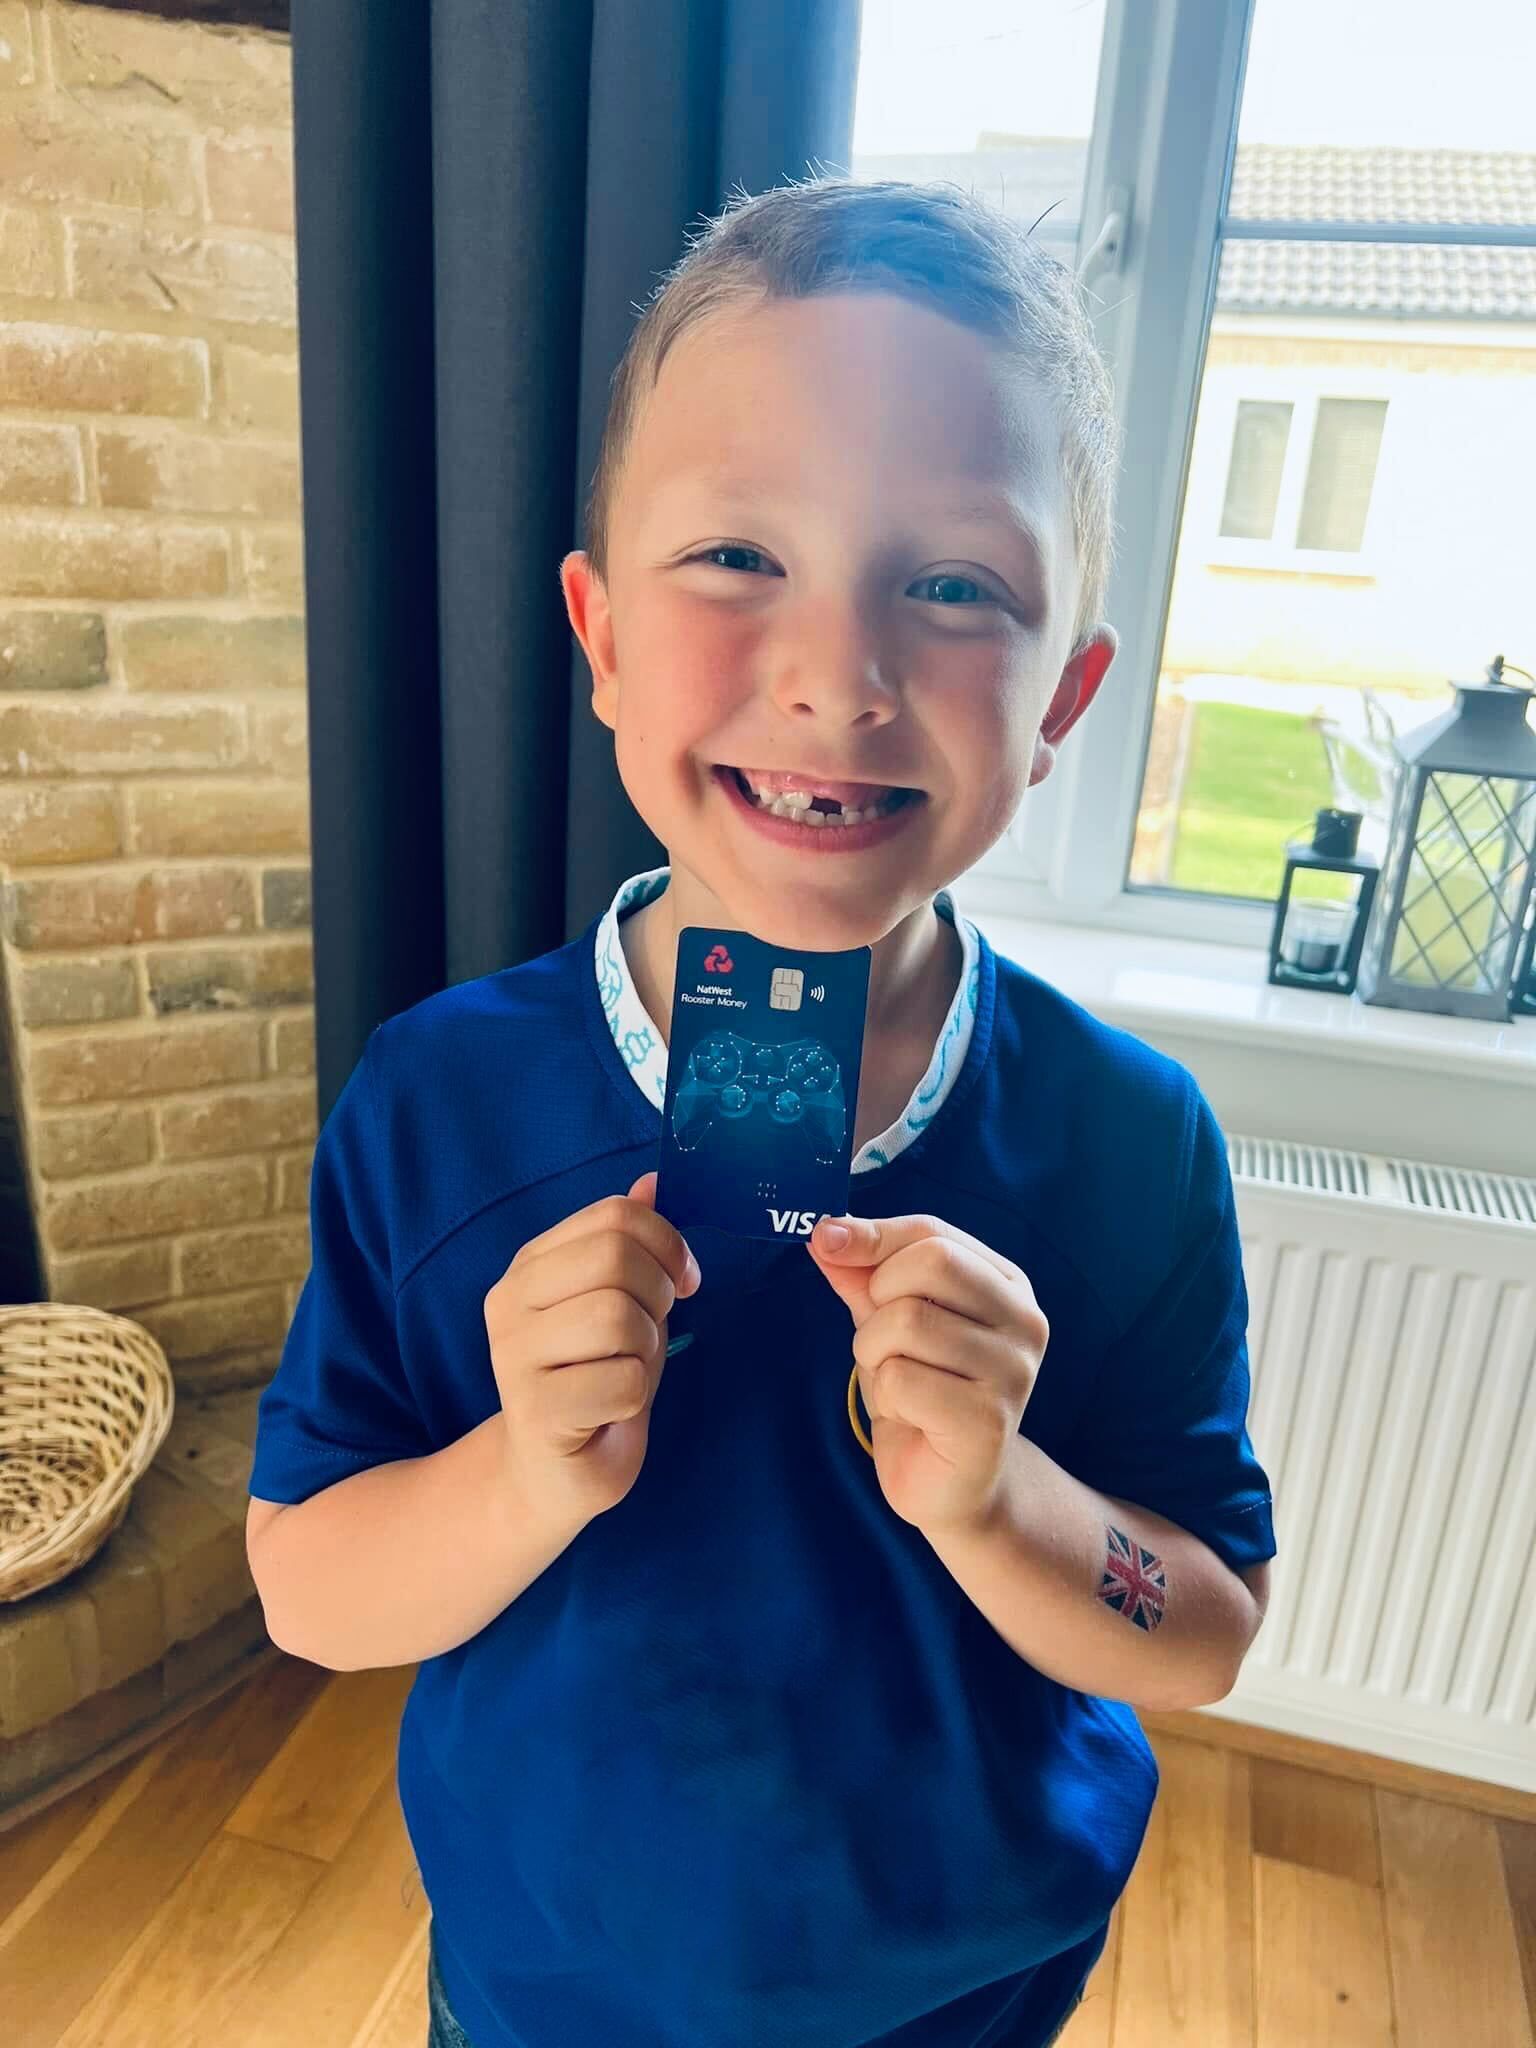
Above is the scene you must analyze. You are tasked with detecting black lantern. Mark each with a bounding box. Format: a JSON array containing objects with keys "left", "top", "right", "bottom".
[
  {"left": 1515, "top": 900, "right": 1536, "bottom": 1018},
  {"left": 1269, "top": 807, "right": 1380, "bottom": 994},
  {"left": 1357, "top": 657, "right": 1536, "bottom": 1022}
]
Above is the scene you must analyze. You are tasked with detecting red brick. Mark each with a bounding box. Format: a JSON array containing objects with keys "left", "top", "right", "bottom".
[
  {"left": 119, "top": 613, "right": 303, "bottom": 692},
  {"left": 29, "top": 1017, "right": 264, "bottom": 1109},
  {"left": 97, "top": 429, "right": 300, "bottom": 519},
  {"left": 0, "top": 516, "right": 229, "bottom": 600},
  {"left": 0, "top": 322, "right": 209, "bottom": 418},
  {"left": 0, "top": 782, "right": 122, "bottom": 866}
]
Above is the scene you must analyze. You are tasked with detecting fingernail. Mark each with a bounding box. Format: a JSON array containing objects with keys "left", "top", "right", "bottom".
[
  {"left": 818, "top": 1222, "right": 850, "bottom": 1251},
  {"left": 685, "top": 1249, "right": 702, "bottom": 1289}
]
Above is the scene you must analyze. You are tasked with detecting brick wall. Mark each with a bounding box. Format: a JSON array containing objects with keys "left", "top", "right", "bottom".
[{"left": 0, "top": 3, "right": 314, "bottom": 1391}]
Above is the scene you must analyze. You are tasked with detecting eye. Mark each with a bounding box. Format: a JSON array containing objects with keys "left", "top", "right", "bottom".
[
  {"left": 908, "top": 571, "right": 1000, "bottom": 607},
  {"left": 686, "top": 543, "right": 781, "bottom": 575}
]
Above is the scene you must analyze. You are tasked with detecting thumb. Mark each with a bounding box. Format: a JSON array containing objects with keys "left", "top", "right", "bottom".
[{"left": 809, "top": 1213, "right": 877, "bottom": 1261}]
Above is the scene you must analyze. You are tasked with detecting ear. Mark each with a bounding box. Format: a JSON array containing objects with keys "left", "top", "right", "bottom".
[
  {"left": 1028, "top": 625, "right": 1118, "bottom": 787},
  {"left": 560, "top": 550, "right": 619, "bottom": 730}
]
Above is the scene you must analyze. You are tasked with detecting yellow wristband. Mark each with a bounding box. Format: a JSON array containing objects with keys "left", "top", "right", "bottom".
[{"left": 847, "top": 1360, "right": 874, "bottom": 1458}]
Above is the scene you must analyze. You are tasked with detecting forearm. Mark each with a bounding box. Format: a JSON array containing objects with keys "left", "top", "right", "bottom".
[
  {"left": 248, "top": 1416, "right": 589, "bottom": 1671},
  {"left": 924, "top": 1433, "right": 1262, "bottom": 1710}
]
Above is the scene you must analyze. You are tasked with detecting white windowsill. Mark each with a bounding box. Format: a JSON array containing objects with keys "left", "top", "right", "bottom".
[{"left": 966, "top": 908, "right": 1536, "bottom": 1091}]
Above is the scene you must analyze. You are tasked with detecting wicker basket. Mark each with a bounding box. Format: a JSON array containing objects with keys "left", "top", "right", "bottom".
[{"left": 0, "top": 1303, "right": 174, "bottom": 1605}]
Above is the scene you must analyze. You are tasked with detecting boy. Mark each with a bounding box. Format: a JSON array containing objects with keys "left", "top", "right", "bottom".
[{"left": 247, "top": 177, "right": 1276, "bottom": 2048}]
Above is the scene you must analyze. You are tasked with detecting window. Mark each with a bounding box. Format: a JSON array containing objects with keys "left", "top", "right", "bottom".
[
  {"left": 1220, "top": 399, "right": 1293, "bottom": 540},
  {"left": 853, "top": 0, "right": 1536, "bottom": 941},
  {"left": 1215, "top": 393, "right": 1388, "bottom": 559}
]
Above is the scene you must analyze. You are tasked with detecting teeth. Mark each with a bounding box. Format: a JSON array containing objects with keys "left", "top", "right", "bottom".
[{"left": 733, "top": 770, "right": 901, "bottom": 826}]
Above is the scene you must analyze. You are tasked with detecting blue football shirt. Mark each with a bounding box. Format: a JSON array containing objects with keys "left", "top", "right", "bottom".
[{"left": 249, "top": 888, "right": 1276, "bottom": 2048}]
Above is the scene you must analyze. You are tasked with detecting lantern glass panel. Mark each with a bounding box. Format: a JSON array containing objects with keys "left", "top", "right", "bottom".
[{"left": 1388, "top": 771, "right": 1536, "bottom": 996}]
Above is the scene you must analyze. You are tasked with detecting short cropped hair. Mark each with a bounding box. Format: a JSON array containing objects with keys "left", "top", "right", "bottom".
[{"left": 583, "top": 174, "right": 1120, "bottom": 657}]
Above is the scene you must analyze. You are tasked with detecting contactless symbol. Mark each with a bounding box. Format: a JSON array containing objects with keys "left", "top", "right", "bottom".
[
  {"left": 703, "top": 944, "right": 734, "bottom": 975},
  {"left": 769, "top": 965, "right": 804, "bottom": 1011}
]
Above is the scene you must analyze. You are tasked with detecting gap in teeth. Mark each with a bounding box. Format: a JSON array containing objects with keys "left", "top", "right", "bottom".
[{"left": 734, "top": 770, "right": 900, "bottom": 825}]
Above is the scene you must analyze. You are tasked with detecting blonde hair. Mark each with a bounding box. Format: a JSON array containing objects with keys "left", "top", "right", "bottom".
[{"left": 583, "top": 174, "right": 1120, "bottom": 656}]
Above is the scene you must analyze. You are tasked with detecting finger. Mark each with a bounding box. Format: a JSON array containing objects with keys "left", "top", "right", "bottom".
[
  {"left": 537, "top": 1353, "right": 659, "bottom": 1436},
  {"left": 811, "top": 1211, "right": 1022, "bottom": 1289},
  {"left": 518, "top": 1224, "right": 687, "bottom": 1324},
  {"left": 513, "top": 1193, "right": 700, "bottom": 1307},
  {"left": 864, "top": 1235, "right": 1025, "bottom": 1328},
  {"left": 537, "top": 1281, "right": 672, "bottom": 1370},
  {"left": 861, "top": 1353, "right": 1001, "bottom": 1449},
  {"left": 852, "top": 1299, "right": 1018, "bottom": 1388}
]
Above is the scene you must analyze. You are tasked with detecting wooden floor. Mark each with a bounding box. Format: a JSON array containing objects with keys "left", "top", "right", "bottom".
[{"left": 1, "top": 1653, "right": 1532, "bottom": 2047}]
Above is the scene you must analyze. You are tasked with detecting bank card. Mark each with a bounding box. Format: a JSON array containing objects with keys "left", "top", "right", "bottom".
[{"left": 654, "top": 926, "right": 872, "bottom": 1243}]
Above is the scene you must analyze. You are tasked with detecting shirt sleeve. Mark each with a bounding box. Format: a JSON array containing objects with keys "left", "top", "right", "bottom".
[
  {"left": 1066, "top": 1081, "right": 1277, "bottom": 1577},
  {"left": 247, "top": 1027, "right": 434, "bottom": 1505}
]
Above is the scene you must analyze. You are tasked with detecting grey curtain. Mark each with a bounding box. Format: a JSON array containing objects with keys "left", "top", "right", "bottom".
[{"left": 291, "top": 1, "right": 862, "bottom": 1120}]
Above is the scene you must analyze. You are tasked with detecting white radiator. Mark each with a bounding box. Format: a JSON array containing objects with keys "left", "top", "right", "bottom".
[{"left": 1209, "top": 1136, "right": 1536, "bottom": 1793}]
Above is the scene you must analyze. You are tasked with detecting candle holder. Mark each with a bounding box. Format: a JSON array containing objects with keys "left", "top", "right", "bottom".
[
  {"left": 1357, "top": 657, "right": 1536, "bottom": 1022},
  {"left": 1268, "top": 808, "right": 1380, "bottom": 995}
]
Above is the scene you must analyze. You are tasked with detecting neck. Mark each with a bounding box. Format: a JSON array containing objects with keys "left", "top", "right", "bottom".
[{"left": 619, "top": 868, "right": 961, "bottom": 1057}]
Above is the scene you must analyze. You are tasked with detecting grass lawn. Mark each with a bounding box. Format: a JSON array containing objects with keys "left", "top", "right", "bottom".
[
  {"left": 1169, "top": 700, "right": 1340, "bottom": 899},
  {"left": 1165, "top": 700, "right": 1509, "bottom": 993}
]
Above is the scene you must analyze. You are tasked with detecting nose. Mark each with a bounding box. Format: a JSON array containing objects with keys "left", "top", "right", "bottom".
[{"left": 764, "top": 595, "right": 899, "bottom": 730}]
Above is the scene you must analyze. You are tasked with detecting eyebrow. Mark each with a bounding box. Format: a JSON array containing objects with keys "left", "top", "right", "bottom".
[{"left": 933, "top": 496, "right": 1051, "bottom": 572}]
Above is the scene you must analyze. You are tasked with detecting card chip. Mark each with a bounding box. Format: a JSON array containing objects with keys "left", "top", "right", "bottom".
[{"left": 770, "top": 966, "right": 804, "bottom": 1011}]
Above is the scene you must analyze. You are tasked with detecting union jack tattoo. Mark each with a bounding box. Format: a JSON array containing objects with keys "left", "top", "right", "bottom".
[{"left": 1097, "top": 1524, "right": 1168, "bottom": 1631}]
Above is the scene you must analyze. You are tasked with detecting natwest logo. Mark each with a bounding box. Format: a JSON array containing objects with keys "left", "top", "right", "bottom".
[
  {"left": 767, "top": 1208, "right": 822, "bottom": 1237},
  {"left": 703, "top": 943, "right": 734, "bottom": 975}
]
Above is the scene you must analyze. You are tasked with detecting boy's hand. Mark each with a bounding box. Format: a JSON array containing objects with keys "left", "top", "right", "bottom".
[
  {"left": 483, "top": 1173, "right": 700, "bottom": 1527},
  {"left": 807, "top": 1213, "right": 1047, "bottom": 1536}
]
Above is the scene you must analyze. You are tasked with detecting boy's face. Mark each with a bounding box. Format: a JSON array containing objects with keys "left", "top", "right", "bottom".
[{"left": 562, "top": 290, "right": 1116, "bottom": 952}]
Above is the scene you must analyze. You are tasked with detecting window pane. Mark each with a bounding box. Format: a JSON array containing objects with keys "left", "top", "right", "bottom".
[
  {"left": 1130, "top": 222, "right": 1535, "bottom": 900},
  {"left": 850, "top": 1, "right": 1108, "bottom": 266},
  {"left": 1297, "top": 397, "right": 1387, "bottom": 551},
  {"left": 1231, "top": 0, "right": 1536, "bottom": 184},
  {"left": 1220, "top": 399, "right": 1293, "bottom": 539}
]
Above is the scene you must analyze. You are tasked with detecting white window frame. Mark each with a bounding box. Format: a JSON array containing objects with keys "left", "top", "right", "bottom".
[
  {"left": 959, "top": 0, "right": 1536, "bottom": 951},
  {"left": 1206, "top": 379, "right": 1388, "bottom": 576}
]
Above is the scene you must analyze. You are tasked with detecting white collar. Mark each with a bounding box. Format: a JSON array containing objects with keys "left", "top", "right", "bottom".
[{"left": 594, "top": 867, "right": 981, "bottom": 1173}]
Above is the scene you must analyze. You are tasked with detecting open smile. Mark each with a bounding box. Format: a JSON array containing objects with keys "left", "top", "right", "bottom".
[{"left": 712, "top": 764, "right": 925, "bottom": 852}]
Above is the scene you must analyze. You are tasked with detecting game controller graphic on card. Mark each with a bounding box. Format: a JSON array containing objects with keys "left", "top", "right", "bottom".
[
  {"left": 672, "top": 1032, "right": 847, "bottom": 1166},
  {"left": 654, "top": 928, "right": 871, "bottom": 1242}
]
